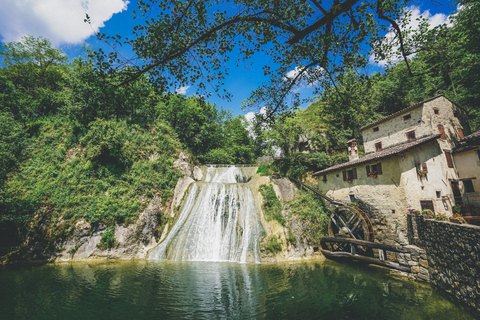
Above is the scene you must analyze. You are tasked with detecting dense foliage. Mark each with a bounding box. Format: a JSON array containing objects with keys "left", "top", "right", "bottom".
[{"left": 156, "top": 94, "right": 256, "bottom": 163}]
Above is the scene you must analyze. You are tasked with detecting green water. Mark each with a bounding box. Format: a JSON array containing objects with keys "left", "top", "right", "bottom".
[{"left": 0, "top": 260, "right": 474, "bottom": 319}]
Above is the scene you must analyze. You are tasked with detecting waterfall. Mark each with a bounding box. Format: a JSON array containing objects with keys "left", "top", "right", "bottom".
[{"left": 148, "top": 166, "right": 263, "bottom": 263}]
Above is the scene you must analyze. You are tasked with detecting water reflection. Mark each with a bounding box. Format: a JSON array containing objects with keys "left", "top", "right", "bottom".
[{"left": 0, "top": 260, "right": 475, "bottom": 319}]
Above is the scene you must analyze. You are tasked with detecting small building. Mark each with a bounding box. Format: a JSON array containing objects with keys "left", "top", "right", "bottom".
[{"left": 312, "top": 95, "right": 470, "bottom": 244}]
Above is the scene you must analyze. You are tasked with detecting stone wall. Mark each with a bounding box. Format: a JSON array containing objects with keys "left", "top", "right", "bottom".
[{"left": 408, "top": 214, "right": 480, "bottom": 314}]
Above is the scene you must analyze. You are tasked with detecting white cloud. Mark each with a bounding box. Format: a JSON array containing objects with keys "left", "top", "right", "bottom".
[
  {"left": 0, "top": 0, "right": 129, "bottom": 46},
  {"left": 175, "top": 86, "right": 190, "bottom": 94},
  {"left": 245, "top": 106, "right": 267, "bottom": 124},
  {"left": 284, "top": 65, "right": 323, "bottom": 89},
  {"left": 369, "top": 6, "right": 451, "bottom": 67}
]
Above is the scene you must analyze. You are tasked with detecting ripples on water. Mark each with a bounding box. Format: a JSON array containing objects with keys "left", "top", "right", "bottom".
[{"left": 0, "top": 260, "right": 475, "bottom": 319}]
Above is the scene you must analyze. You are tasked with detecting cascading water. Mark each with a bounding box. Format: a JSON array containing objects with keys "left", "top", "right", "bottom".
[{"left": 148, "top": 166, "right": 263, "bottom": 263}]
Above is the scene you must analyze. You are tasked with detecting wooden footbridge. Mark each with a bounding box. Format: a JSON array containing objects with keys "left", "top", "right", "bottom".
[{"left": 288, "top": 176, "right": 411, "bottom": 272}]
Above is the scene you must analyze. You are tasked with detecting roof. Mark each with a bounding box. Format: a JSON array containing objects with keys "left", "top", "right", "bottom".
[
  {"left": 360, "top": 95, "right": 446, "bottom": 131},
  {"left": 452, "top": 145, "right": 476, "bottom": 154},
  {"left": 460, "top": 130, "right": 480, "bottom": 142},
  {"left": 313, "top": 134, "right": 441, "bottom": 176},
  {"left": 453, "top": 130, "right": 480, "bottom": 153}
]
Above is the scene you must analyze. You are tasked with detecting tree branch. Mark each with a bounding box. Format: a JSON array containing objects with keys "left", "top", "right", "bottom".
[
  {"left": 288, "top": 0, "right": 360, "bottom": 45},
  {"left": 376, "top": 4, "right": 414, "bottom": 77}
]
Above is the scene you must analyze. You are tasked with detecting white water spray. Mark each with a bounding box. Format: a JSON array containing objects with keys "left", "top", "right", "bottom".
[{"left": 148, "top": 166, "right": 263, "bottom": 263}]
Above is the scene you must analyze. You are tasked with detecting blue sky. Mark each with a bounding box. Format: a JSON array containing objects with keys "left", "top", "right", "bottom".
[{"left": 0, "top": 0, "right": 458, "bottom": 117}]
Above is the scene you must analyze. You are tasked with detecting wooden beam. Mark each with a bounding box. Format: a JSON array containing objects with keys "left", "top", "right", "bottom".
[
  {"left": 321, "top": 237, "right": 410, "bottom": 253},
  {"left": 321, "top": 249, "right": 411, "bottom": 272}
]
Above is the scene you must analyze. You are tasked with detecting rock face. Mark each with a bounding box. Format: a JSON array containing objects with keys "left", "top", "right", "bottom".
[
  {"left": 258, "top": 175, "right": 323, "bottom": 262},
  {"left": 55, "top": 197, "right": 164, "bottom": 261}
]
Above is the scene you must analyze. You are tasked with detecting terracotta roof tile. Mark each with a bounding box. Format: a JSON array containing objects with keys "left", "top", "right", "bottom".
[
  {"left": 313, "top": 134, "right": 441, "bottom": 176},
  {"left": 460, "top": 130, "right": 480, "bottom": 142}
]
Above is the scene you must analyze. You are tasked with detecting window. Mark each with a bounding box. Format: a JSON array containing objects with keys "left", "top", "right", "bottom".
[
  {"left": 433, "top": 108, "right": 439, "bottom": 115},
  {"left": 406, "top": 130, "right": 416, "bottom": 142},
  {"left": 436, "top": 191, "right": 441, "bottom": 198},
  {"left": 375, "top": 142, "right": 382, "bottom": 152},
  {"left": 438, "top": 125, "right": 446, "bottom": 139},
  {"left": 349, "top": 194, "right": 356, "bottom": 202},
  {"left": 417, "top": 162, "right": 428, "bottom": 176},
  {"left": 373, "top": 127, "right": 379, "bottom": 132},
  {"left": 403, "top": 114, "right": 411, "bottom": 121},
  {"left": 343, "top": 168, "right": 357, "bottom": 181},
  {"left": 420, "top": 200, "right": 434, "bottom": 212},
  {"left": 366, "top": 163, "right": 383, "bottom": 177},
  {"left": 322, "top": 174, "right": 327, "bottom": 183},
  {"left": 463, "top": 180, "right": 475, "bottom": 193},
  {"left": 454, "top": 111, "right": 458, "bottom": 118},
  {"left": 444, "top": 151, "right": 454, "bottom": 168},
  {"left": 458, "top": 128, "right": 464, "bottom": 139}
]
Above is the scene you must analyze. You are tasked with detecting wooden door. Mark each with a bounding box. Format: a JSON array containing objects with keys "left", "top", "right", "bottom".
[{"left": 451, "top": 181, "right": 462, "bottom": 205}]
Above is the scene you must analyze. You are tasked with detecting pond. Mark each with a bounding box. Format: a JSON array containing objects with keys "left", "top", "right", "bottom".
[{"left": 0, "top": 260, "right": 475, "bottom": 319}]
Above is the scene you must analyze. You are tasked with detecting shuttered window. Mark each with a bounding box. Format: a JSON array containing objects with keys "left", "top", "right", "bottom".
[
  {"left": 458, "top": 128, "right": 464, "bottom": 138},
  {"left": 377, "top": 163, "right": 383, "bottom": 175},
  {"left": 464, "top": 180, "right": 475, "bottom": 193},
  {"left": 445, "top": 151, "right": 454, "bottom": 168},
  {"left": 438, "top": 125, "right": 446, "bottom": 139},
  {"left": 421, "top": 163, "right": 428, "bottom": 173},
  {"left": 343, "top": 170, "right": 347, "bottom": 181},
  {"left": 367, "top": 163, "right": 383, "bottom": 176}
]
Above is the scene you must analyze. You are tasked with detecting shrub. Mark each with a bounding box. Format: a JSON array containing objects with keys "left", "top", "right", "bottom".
[
  {"left": 98, "top": 226, "right": 116, "bottom": 249},
  {"left": 259, "top": 184, "right": 285, "bottom": 226},
  {"left": 265, "top": 236, "right": 282, "bottom": 254},
  {"left": 199, "top": 148, "right": 233, "bottom": 164},
  {"left": 287, "top": 190, "right": 330, "bottom": 244},
  {"left": 421, "top": 209, "right": 434, "bottom": 216},
  {"left": 256, "top": 164, "right": 275, "bottom": 176}
]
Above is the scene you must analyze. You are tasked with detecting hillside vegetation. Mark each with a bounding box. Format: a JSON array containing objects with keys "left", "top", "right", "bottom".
[{"left": 0, "top": 37, "right": 257, "bottom": 259}]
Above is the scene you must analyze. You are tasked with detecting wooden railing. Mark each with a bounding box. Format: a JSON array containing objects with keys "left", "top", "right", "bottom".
[{"left": 288, "top": 176, "right": 345, "bottom": 206}]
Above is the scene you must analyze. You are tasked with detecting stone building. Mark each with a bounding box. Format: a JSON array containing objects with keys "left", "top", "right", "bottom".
[{"left": 312, "top": 95, "right": 470, "bottom": 244}]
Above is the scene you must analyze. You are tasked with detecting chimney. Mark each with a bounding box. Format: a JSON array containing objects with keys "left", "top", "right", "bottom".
[{"left": 347, "top": 139, "right": 359, "bottom": 161}]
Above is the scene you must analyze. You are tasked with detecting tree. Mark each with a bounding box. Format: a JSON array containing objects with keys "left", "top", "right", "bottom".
[
  {"left": 156, "top": 94, "right": 226, "bottom": 156},
  {"left": 63, "top": 55, "right": 159, "bottom": 125},
  {"left": 0, "top": 36, "right": 68, "bottom": 119},
  {"left": 90, "top": 0, "right": 410, "bottom": 116}
]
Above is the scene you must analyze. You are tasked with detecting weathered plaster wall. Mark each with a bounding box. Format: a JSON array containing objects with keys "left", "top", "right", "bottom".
[
  {"left": 363, "top": 97, "right": 465, "bottom": 154},
  {"left": 363, "top": 107, "right": 424, "bottom": 153},
  {"left": 454, "top": 149, "right": 480, "bottom": 209},
  {"left": 414, "top": 217, "right": 480, "bottom": 314}
]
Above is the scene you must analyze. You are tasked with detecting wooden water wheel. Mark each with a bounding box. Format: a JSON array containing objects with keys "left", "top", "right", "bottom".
[{"left": 327, "top": 206, "right": 375, "bottom": 253}]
